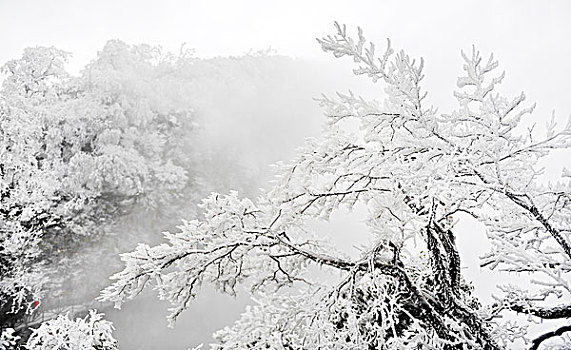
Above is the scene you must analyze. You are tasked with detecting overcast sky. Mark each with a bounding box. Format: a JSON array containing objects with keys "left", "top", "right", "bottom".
[{"left": 1, "top": 0, "right": 570, "bottom": 115}]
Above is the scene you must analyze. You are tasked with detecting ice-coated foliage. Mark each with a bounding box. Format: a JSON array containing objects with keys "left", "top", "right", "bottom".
[
  {"left": 99, "top": 23, "right": 567, "bottom": 348},
  {"left": 25, "top": 310, "right": 117, "bottom": 350}
]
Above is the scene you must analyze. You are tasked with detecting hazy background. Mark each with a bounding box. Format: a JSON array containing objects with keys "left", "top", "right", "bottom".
[{"left": 1, "top": 1, "right": 571, "bottom": 349}]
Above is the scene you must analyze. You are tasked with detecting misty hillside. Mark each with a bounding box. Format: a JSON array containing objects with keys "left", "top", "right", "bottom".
[{"left": 0, "top": 40, "right": 375, "bottom": 349}]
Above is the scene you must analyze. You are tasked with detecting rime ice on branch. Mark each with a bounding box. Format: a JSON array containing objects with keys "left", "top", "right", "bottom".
[{"left": 101, "top": 23, "right": 571, "bottom": 349}]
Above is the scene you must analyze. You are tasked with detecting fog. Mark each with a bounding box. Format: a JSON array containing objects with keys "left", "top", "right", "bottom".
[
  {"left": 90, "top": 50, "right": 566, "bottom": 349},
  {"left": 91, "top": 55, "right": 379, "bottom": 349},
  {"left": 2, "top": 1, "right": 571, "bottom": 349}
]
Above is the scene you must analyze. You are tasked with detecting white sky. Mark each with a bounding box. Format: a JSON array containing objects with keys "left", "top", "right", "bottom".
[{"left": 1, "top": 0, "right": 570, "bottom": 113}]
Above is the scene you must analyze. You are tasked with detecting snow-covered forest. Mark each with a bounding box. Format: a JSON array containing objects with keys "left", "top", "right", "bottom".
[{"left": 1, "top": 1, "right": 571, "bottom": 350}]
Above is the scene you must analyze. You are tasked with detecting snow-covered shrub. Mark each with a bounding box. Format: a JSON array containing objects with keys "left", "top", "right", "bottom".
[
  {"left": 25, "top": 310, "right": 117, "bottom": 350},
  {"left": 0, "top": 328, "right": 20, "bottom": 350}
]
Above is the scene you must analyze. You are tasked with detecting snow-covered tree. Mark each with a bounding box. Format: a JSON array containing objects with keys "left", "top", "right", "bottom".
[
  {"left": 0, "top": 42, "right": 195, "bottom": 330},
  {"left": 101, "top": 23, "right": 571, "bottom": 349}
]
